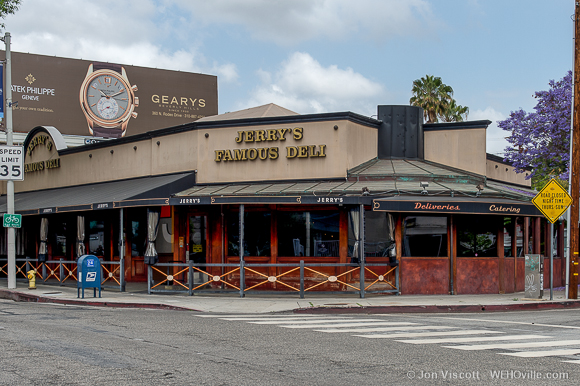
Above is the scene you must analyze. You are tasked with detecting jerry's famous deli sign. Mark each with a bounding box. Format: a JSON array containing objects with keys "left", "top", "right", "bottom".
[{"left": 372, "top": 198, "right": 542, "bottom": 216}]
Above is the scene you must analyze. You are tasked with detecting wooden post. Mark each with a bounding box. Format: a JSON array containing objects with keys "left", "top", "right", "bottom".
[
  {"left": 570, "top": 1, "right": 580, "bottom": 299},
  {"left": 524, "top": 217, "right": 530, "bottom": 255},
  {"left": 498, "top": 218, "right": 505, "bottom": 294},
  {"left": 395, "top": 214, "right": 403, "bottom": 294},
  {"left": 534, "top": 217, "right": 541, "bottom": 256},
  {"left": 513, "top": 217, "right": 518, "bottom": 293}
]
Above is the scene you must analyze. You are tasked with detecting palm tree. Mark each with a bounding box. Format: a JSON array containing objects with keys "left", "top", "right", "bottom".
[
  {"left": 440, "top": 100, "right": 469, "bottom": 122},
  {"left": 409, "top": 75, "right": 454, "bottom": 123}
]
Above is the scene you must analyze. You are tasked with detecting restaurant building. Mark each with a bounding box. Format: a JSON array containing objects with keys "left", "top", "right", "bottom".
[{"left": 1, "top": 104, "right": 561, "bottom": 295}]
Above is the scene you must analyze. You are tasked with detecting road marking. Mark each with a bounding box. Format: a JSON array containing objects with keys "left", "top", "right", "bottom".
[
  {"left": 222, "top": 317, "right": 358, "bottom": 322},
  {"left": 316, "top": 325, "right": 455, "bottom": 333},
  {"left": 444, "top": 339, "right": 580, "bottom": 351},
  {"left": 500, "top": 349, "right": 580, "bottom": 358},
  {"left": 561, "top": 359, "right": 580, "bottom": 364},
  {"left": 195, "top": 314, "right": 322, "bottom": 318},
  {"left": 250, "top": 318, "right": 383, "bottom": 325},
  {"left": 355, "top": 330, "right": 504, "bottom": 339},
  {"left": 279, "top": 321, "right": 408, "bottom": 328},
  {"left": 397, "top": 334, "right": 551, "bottom": 344},
  {"left": 427, "top": 316, "right": 580, "bottom": 330}
]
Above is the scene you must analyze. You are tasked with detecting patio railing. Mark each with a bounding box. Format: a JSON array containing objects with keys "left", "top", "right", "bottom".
[{"left": 147, "top": 260, "right": 399, "bottom": 298}]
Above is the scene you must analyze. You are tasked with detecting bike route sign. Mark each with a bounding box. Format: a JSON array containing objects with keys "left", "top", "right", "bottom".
[
  {"left": 3, "top": 213, "right": 22, "bottom": 228},
  {"left": 531, "top": 179, "right": 572, "bottom": 223}
]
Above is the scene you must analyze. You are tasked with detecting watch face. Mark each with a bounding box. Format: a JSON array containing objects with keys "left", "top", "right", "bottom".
[{"left": 81, "top": 70, "right": 133, "bottom": 124}]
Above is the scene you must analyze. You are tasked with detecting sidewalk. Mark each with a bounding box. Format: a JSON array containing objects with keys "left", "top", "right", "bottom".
[{"left": 2, "top": 282, "right": 580, "bottom": 314}]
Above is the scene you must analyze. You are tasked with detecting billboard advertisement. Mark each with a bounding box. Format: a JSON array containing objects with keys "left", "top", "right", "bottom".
[{"left": 0, "top": 51, "right": 218, "bottom": 138}]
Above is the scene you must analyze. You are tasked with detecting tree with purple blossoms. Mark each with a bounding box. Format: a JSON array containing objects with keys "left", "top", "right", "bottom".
[{"left": 499, "top": 71, "right": 572, "bottom": 190}]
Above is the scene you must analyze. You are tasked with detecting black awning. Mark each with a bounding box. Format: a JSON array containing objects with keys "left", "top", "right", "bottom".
[
  {"left": 0, "top": 172, "right": 195, "bottom": 215},
  {"left": 373, "top": 196, "right": 542, "bottom": 217}
]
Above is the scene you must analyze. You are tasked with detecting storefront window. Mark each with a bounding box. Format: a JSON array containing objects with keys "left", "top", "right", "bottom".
[
  {"left": 516, "top": 218, "right": 524, "bottom": 257},
  {"left": 227, "top": 211, "right": 271, "bottom": 257},
  {"left": 403, "top": 216, "right": 447, "bottom": 257},
  {"left": 505, "top": 217, "right": 524, "bottom": 257},
  {"left": 52, "top": 220, "right": 67, "bottom": 257},
  {"left": 349, "top": 210, "right": 395, "bottom": 259},
  {"left": 131, "top": 219, "right": 146, "bottom": 257},
  {"left": 189, "top": 216, "right": 206, "bottom": 264},
  {"left": 89, "top": 220, "right": 105, "bottom": 256},
  {"left": 504, "top": 218, "right": 514, "bottom": 257},
  {"left": 278, "top": 211, "right": 339, "bottom": 257},
  {"left": 457, "top": 216, "right": 498, "bottom": 257}
]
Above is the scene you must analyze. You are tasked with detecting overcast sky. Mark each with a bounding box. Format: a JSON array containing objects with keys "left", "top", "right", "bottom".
[{"left": 2, "top": 0, "right": 573, "bottom": 155}]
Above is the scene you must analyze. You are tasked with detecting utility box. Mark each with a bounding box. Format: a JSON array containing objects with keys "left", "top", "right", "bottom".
[
  {"left": 524, "top": 254, "right": 543, "bottom": 299},
  {"left": 77, "top": 254, "right": 102, "bottom": 299}
]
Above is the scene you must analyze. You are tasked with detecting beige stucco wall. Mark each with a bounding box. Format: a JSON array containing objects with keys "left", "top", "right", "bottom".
[
  {"left": 486, "top": 159, "right": 531, "bottom": 187},
  {"left": 195, "top": 120, "right": 377, "bottom": 184},
  {"left": 15, "top": 119, "right": 378, "bottom": 192},
  {"left": 424, "top": 128, "right": 487, "bottom": 176},
  {"left": 16, "top": 135, "right": 157, "bottom": 192}
]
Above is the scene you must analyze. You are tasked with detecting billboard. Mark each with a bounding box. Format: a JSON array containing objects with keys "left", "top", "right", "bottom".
[{"left": 0, "top": 51, "right": 218, "bottom": 138}]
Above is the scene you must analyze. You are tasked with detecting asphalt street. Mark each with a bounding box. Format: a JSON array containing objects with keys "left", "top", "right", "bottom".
[{"left": 1, "top": 299, "right": 579, "bottom": 385}]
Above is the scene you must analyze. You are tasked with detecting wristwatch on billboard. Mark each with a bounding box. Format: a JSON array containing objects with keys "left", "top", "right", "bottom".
[{"left": 79, "top": 62, "right": 139, "bottom": 138}]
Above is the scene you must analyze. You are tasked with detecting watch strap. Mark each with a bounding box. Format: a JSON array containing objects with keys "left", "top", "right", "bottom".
[
  {"left": 93, "top": 62, "right": 123, "bottom": 73},
  {"left": 91, "top": 126, "right": 124, "bottom": 139}
]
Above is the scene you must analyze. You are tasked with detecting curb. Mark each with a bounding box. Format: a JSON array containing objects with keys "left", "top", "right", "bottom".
[
  {"left": 293, "top": 300, "right": 580, "bottom": 314},
  {"left": 0, "top": 289, "right": 197, "bottom": 312}
]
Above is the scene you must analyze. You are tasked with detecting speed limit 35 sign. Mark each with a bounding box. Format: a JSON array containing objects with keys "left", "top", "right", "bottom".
[{"left": 0, "top": 145, "right": 24, "bottom": 181}]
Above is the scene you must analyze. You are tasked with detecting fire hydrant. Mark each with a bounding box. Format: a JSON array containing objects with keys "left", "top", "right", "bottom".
[{"left": 27, "top": 270, "right": 37, "bottom": 290}]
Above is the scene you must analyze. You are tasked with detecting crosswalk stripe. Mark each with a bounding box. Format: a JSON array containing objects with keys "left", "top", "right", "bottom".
[
  {"left": 500, "top": 349, "right": 580, "bottom": 358},
  {"left": 316, "top": 326, "right": 455, "bottom": 333},
  {"left": 444, "top": 339, "right": 580, "bottom": 351},
  {"left": 195, "top": 314, "right": 322, "bottom": 318},
  {"left": 279, "top": 321, "right": 412, "bottom": 329},
  {"left": 397, "top": 334, "right": 551, "bottom": 344},
  {"left": 561, "top": 359, "right": 580, "bottom": 364},
  {"left": 355, "top": 330, "right": 503, "bottom": 339},
  {"left": 222, "top": 317, "right": 357, "bottom": 322},
  {"left": 250, "top": 319, "right": 383, "bottom": 325}
]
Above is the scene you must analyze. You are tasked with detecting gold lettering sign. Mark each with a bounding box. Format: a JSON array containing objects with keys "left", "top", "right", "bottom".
[
  {"left": 24, "top": 158, "right": 61, "bottom": 173},
  {"left": 216, "top": 127, "right": 325, "bottom": 163},
  {"left": 27, "top": 135, "right": 54, "bottom": 156}
]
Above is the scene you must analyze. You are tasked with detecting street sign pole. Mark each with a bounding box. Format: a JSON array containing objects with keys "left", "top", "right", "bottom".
[
  {"left": 550, "top": 221, "right": 554, "bottom": 300},
  {"left": 532, "top": 179, "right": 573, "bottom": 300},
  {"left": 1, "top": 32, "right": 16, "bottom": 289}
]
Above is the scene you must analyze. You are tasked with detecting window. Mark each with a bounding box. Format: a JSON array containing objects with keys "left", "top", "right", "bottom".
[
  {"left": 131, "top": 219, "right": 146, "bottom": 257},
  {"left": 457, "top": 216, "right": 498, "bottom": 257},
  {"left": 349, "top": 210, "right": 395, "bottom": 259},
  {"left": 403, "top": 216, "right": 447, "bottom": 257},
  {"left": 227, "top": 211, "right": 271, "bottom": 257},
  {"left": 52, "top": 220, "right": 67, "bottom": 257},
  {"left": 278, "top": 211, "right": 339, "bottom": 257},
  {"left": 503, "top": 217, "right": 523, "bottom": 257},
  {"left": 89, "top": 220, "right": 105, "bottom": 256}
]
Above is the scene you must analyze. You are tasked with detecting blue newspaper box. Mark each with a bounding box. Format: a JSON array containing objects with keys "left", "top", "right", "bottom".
[{"left": 77, "top": 255, "right": 102, "bottom": 299}]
